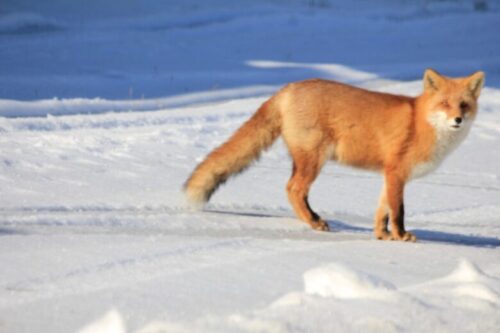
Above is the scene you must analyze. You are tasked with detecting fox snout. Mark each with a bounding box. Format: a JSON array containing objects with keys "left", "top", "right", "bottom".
[
  {"left": 452, "top": 116, "right": 462, "bottom": 129},
  {"left": 448, "top": 114, "right": 468, "bottom": 130},
  {"left": 427, "top": 111, "right": 470, "bottom": 132},
  {"left": 438, "top": 102, "right": 474, "bottom": 130}
]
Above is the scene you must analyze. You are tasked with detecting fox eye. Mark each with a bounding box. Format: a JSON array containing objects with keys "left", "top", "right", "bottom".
[{"left": 460, "top": 101, "right": 469, "bottom": 111}]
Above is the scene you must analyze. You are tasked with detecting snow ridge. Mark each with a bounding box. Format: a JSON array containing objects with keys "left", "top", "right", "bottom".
[{"left": 79, "top": 260, "right": 500, "bottom": 333}]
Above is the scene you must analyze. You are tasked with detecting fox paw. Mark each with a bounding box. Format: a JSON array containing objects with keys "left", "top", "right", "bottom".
[
  {"left": 375, "top": 230, "right": 392, "bottom": 240},
  {"left": 376, "top": 231, "right": 416, "bottom": 242},
  {"left": 311, "top": 219, "right": 330, "bottom": 232},
  {"left": 399, "top": 232, "right": 417, "bottom": 242}
]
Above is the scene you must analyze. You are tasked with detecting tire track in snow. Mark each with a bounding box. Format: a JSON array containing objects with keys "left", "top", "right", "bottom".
[
  {"left": 1, "top": 237, "right": 251, "bottom": 293},
  {"left": 0, "top": 203, "right": 372, "bottom": 242}
]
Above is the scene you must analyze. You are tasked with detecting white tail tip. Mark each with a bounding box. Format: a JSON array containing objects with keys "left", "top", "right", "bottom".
[{"left": 184, "top": 186, "right": 208, "bottom": 210}]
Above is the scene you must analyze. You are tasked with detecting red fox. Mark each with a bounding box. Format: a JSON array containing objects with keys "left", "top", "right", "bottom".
[{"left": 184, "top": 69, "right": 484, "bottom": 241}]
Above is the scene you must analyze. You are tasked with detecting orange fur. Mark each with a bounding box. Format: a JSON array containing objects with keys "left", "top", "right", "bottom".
[{"left": 184, "top": 69, "right": 485, "bottom": 241}]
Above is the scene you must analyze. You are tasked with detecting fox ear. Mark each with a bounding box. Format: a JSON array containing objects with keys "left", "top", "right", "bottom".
[
  {"left": 423, "top": 68, "right": 444, "bottom": 92},
  {"left": 466, "top": 71, "right": 485, "bottom": 99}
]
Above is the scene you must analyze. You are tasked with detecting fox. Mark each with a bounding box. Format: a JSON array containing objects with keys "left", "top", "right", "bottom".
[{"left": 184, "top": 69, "right": 485, "bottom": 241}]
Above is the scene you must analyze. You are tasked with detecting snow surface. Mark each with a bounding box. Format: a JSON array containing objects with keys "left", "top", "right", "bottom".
[{"left": 1, "top": 1, "right": 499, "bottom": 332}]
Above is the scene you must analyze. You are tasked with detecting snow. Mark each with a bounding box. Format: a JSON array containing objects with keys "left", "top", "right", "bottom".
[
  {"left": 0, "top": 0, "right": 499, "bottom": 332},
  {"left": 303, "top": 263, "right": 396, "bottom": 299},
  {"left": 78, "top": 310, "right": 125, "bottom": 333},
  {"left": 77, "top": 260, "right": 500, "bottom": 332}
]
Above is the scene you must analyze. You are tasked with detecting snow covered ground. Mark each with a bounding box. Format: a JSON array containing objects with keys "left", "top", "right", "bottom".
[{"left": 1, "top": 1, "right": 499, "bottom": 332}]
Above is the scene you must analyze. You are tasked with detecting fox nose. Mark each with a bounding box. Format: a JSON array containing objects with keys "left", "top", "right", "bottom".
[{"left": 454, "top": 117, "right": 462, "bottom": 124}]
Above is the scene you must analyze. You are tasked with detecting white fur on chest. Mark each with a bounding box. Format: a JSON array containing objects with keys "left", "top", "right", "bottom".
[{"left": 410, "top": 112, "right": 472, "bottom": 180}]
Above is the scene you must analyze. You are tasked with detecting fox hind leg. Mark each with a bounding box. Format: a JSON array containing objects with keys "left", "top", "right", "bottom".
[{"left": 286, "top": 148, "right": 329, "bottom": 231}]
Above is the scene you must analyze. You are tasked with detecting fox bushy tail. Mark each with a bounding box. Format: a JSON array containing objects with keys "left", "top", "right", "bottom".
[{"left": 184, "top": 98, "right": 281, "bottom": 205}]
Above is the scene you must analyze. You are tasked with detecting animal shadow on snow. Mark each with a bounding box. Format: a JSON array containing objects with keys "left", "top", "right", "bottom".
[
  {"left": 205, "top": 209, "right": 500, "bottom": 247},
  {"left": 326, "top": 220, "right": 500, "bottom": 247},
  {"left": 411, "top": 229, "right": 500, "bottom": 248}
]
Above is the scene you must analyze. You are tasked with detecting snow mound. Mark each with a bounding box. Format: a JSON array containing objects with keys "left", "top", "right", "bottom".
[
  {"left": 77, "top": 309, "right": 125, "bottom": 333},
  {"left": 270, "top": 292, "right": 304, "bottom": 308},
  {"left": 227, "top": 315, "right": 288, "bottom": 333},
  {"left": 0, "top": 13, "right": 63, "bottom": 34},
  {"left": 408, "top": 259, "right": 500, "bottom": 310},
  {"left": 303, "top": 263, "right": 396, "bottom": 299},
  {"left": 74, "top": 261, "right": 500, "bottom": 333},
  {"left": 442, "top": 259, "right": 500, "bottom": 304},
  {"left": 446, "top": 258, "right": 489, "bottom": 282},
  {"left": 136, "top": 321, "right": 191, "bottom": 333}
]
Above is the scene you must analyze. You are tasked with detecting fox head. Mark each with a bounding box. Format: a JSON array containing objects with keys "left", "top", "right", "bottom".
[{"left": 422, "top": 69, "right": 485, "bottom": 132}]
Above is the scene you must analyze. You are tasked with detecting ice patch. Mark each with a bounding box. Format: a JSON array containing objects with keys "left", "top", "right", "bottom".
[{"left": 303, "top": 263, "right": 396, "bottom": 299}]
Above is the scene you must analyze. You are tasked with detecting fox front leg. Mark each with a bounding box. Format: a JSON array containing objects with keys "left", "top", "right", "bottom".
[
  {"left": 374, "top": 184, "right": 391, "bottom": 240},
  {"left": 382, "top": 172, "right": 416, "bottom": 242}
]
